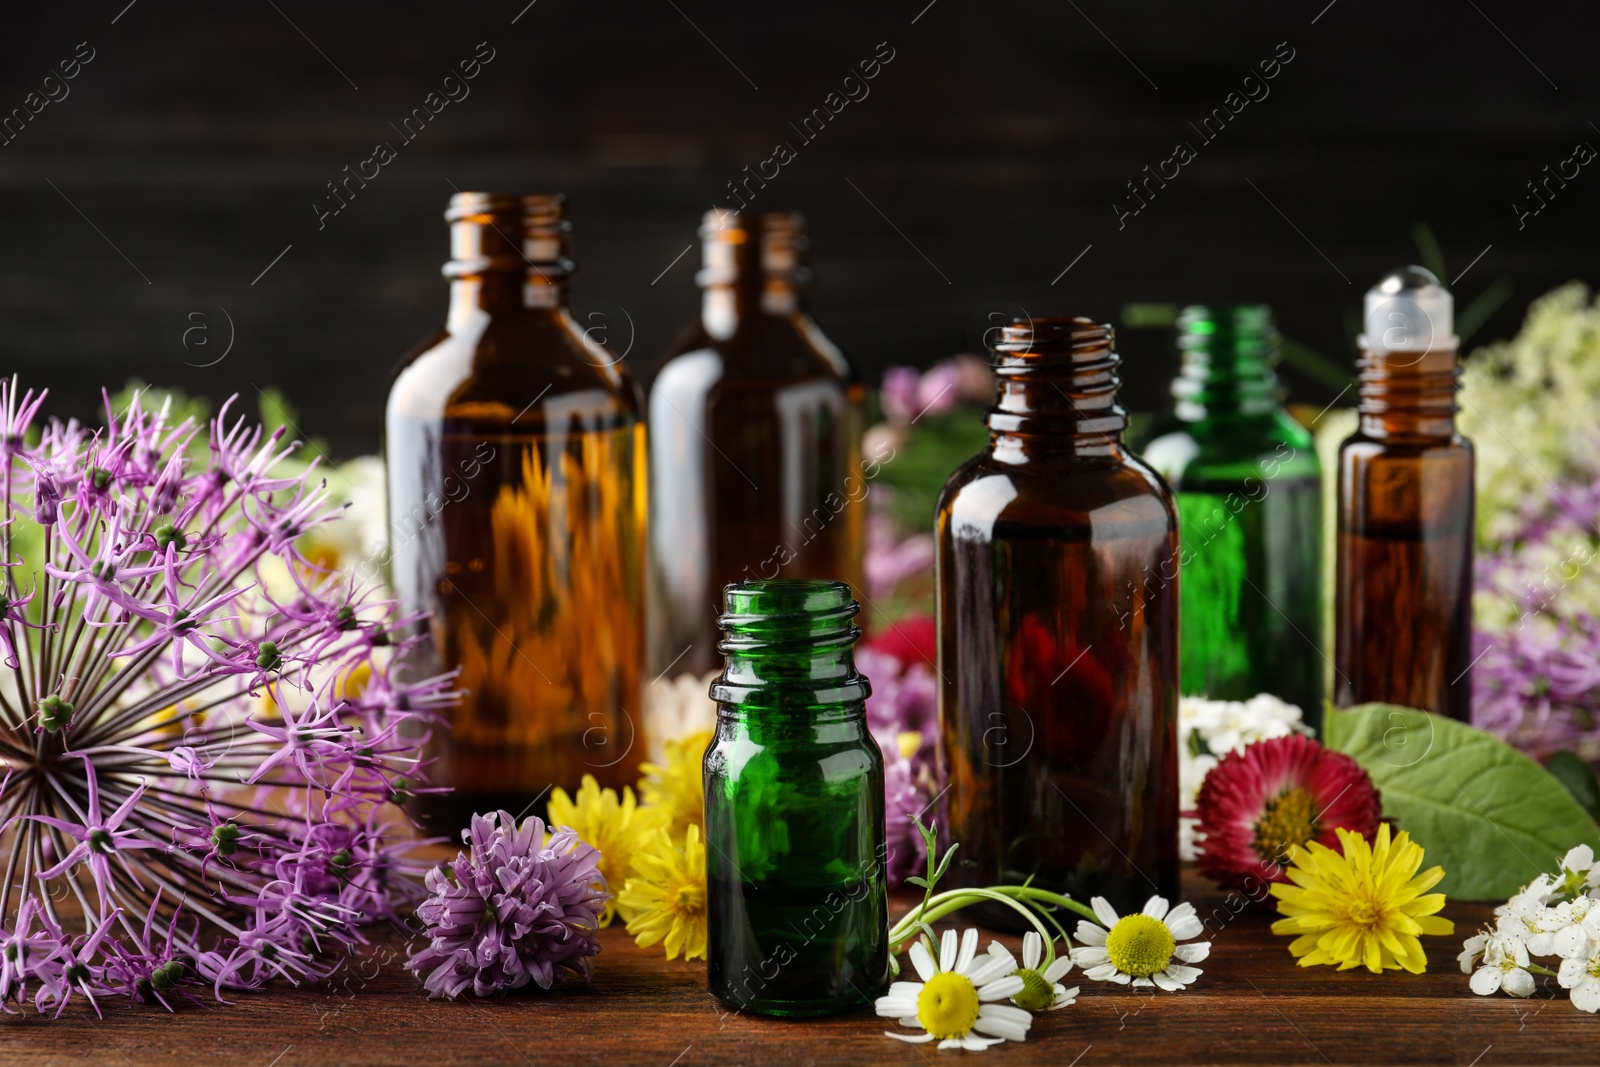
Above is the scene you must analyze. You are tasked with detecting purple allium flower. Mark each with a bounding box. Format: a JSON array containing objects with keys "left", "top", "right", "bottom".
[
  {"left": 0, "top": 378, "right": 451, "bottom": 1015},
  {"left": 879, "top": 366, "right": 922, "bottom": 425},
  {"left": 864, "top": 514, "right": 935, "bottom": 601},
  {"left": 405, "top": 811, "right": 608, "bottom": 999}
]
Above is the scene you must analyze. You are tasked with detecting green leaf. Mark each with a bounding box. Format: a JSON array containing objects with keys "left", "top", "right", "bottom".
[
  {"left": 1325, "top": 703, "right": 1600, "bottom": 900},
  {"left": 1547, "top": 750, "right": 1600, "bottom": 821}
]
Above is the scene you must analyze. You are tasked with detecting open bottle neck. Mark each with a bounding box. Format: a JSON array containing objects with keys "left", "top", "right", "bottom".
[
  {"left": 698, "top": 209, "right": 810, "bottom": 339},
  {"left": 1170, "top": 304, "right": 1284, "bottom": 422},
  {"left": 709, "top": 580, "right": 871, "bottom": 716},
  {"left": 985, "top": 317, "right": 1128, "bottom": 461},
  {"left": 442, "top": 192, "right": 573, "bottom": 326}
]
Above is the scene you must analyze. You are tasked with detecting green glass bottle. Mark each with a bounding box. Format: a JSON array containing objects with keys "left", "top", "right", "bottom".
[
  {"left": 1143, "top": 305, "right": 1324, "bottom": 730},
  {"left": 704, "top": 579, "right": 887, "bottom": 1017}
]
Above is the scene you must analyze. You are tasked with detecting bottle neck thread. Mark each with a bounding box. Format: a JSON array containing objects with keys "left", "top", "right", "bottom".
[
  {"left": 1171, "top": 305, "right": 1282, "bottom": 420},
  {"left": 698, "top": 210, "right": 810, "bottom": 335},
  {"left": 443, "top": 192, "right": 573, "bottom": 318},
  {"left": 709, "top": 580, "right": 870, "bottom": 715},
  {"left": 986, "top": 317, "right": 1126, "bottom": 459},
  {"left": 1356, "top": 348, "right": 1460, "bottom": 439}
]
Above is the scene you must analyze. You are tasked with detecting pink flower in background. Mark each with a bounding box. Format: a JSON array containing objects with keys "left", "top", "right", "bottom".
[
  {"left": 880, "top": 366, "right": 921, "bottom": 425},
  {"left": 857, "top": 634, "right": 941, "bottom": 887},
  {"left": 865, "top": 514, "right": 935, "bottom": 600}
]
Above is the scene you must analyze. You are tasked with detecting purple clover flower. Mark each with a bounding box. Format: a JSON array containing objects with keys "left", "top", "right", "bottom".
[
  {"left": 0, "top": 377, "right": 452, "bottom": 1015},
  {"left": 405, "top": 811, "right": 608, "bottom": 998}
]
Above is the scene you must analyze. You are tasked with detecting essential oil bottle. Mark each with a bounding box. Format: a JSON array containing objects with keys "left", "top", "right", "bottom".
[
  {"left": 936, "top": 317, "right": 1180, "bottom": 923},
  {"left": 386, "top": 193, "right": 647, "bottom": 832},
  {"left": 704, "top": 580, "right": 887, "bottom": 1017},
  {"left": 1143, "top": 305, "right": 1323, "bottom": 729},
  {"left": 648, "top": 211, "right": 865, "bottom": 688},
  {"left": 1335, "top": 267, "right": 1475, "bottom": 720}
]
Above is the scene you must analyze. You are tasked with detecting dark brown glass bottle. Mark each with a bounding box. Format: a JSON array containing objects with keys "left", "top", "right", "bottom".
[
  {"left": 386, "top": 193, "right": 646, "bottom": 833},
  {"left": 937, "top": 317, "right": 1180, "bottom": 924},
  {"left": 1335, "top": 267, "right": 1475, "bottom": 720},
  {"left": 647, "top": 211, "right": 864, "bottom": 683}
]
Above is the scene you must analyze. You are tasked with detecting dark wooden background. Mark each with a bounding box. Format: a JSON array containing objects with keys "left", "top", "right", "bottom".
[{"left": 2, "top": 0, "right": 1597, "bottom": 457}]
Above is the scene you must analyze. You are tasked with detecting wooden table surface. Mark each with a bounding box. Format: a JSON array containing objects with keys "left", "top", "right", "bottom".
[{"left": 4, "top": 869, "right": 1586, "bottom": 1066}]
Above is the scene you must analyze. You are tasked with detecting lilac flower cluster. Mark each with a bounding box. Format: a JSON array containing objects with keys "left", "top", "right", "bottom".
[
  {"left": 405, "top": 811, "right": 607, "bottom": 998},
  {"left": 1473, "top": 467, "right": 1600, "bottom": 761},
  {"left": 858, "top": 644, "right": 940, "bottom": 886},
  {"left": 0, "top": 380, "right": 452, "bottom": 1015}
]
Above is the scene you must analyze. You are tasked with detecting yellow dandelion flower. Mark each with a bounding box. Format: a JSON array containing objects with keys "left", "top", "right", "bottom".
[
  {"left": 639, "top": 729, "right": 711, "bottom": 841},
  {"left": 1270, "top": 823, "right": 1455, "bottom": 973},
  {"left": 618, "top": 824, "right": 707, "bottom": 962},
  {"left": 547, "top": 774, "right": 667, "bottom": 927}
]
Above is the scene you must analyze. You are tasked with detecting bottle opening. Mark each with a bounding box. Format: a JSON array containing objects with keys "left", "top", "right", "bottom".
[{"left": 443, "top": 192, "right": 573, "bottom": 280}]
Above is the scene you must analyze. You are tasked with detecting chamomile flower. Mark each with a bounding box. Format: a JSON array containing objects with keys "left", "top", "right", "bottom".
[
  {"left": 987, "top": 932, "right": 1078, "bottom": 1011},
  {"left": 1069, "top": 896, "right": 1211, "bottom": 990},
  {"left": 876, "top": 928, "right": 1034, "bottom": 1050}
]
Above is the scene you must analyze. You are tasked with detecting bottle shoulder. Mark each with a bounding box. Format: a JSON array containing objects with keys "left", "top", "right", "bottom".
[
  {"left": 1145, "top": 409, "right": 1320, "bottom": 487},
  {"left": 389, "top": 310, "right": 640, "bottom": 424},
  {"left": 937, "top": 450, "right": 1177, "bottom": 534},
  {"left": 657, "top": 312, "right": 855, "bottom": 388}
]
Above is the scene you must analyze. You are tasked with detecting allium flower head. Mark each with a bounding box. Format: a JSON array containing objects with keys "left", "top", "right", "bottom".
[
  {"left": 404, "top": 811, "right": 608, "bottom": 999},
  {"left": 1194, "top": 734, "right": 1382, "bottom": 895},
  {"left": 0, "top": 380, "right": 448, "bottom": 1015}
]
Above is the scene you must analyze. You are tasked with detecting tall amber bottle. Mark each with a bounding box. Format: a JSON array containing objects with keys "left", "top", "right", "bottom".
[
  {"left": 937, "top": 317, "right": 1180, "bottom": 923},
  {"left": 387, "top": 193, "right": 647, "bottom": 832},
  {"left": 648, "top": 211, "right": 864, "bottom": 683},
  {"left": 1335, "top": 266, "right": 1474, "bottom": 720}
]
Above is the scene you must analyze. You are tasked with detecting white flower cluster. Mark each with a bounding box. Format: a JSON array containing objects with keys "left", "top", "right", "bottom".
[
  {"left": 1178, "top": 693, "right": 1308, "bottom": 860},
  {"left": 1461, "top": 844, "right": 1600, "bottom": 1011}
]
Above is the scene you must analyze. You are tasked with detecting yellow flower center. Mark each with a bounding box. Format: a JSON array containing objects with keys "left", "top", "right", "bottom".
[
  {"left": 917, "top": 971, "right": 980, "bottom": 1040},
  {"left": 1105, "top": 914, "right": 1176, "bottom": 978},
  {"left": 1253, "top": 786, "right": 1319, "bottom": 861},
  {"left": 1345, "top": 896, "right": 1382, "bottom": 927},
  {"left": 675, "top": 883, "right": 704, "bottom": 911},
  {"left": 1010, "top": 967, "right": 1055, "bottom": 1012}
]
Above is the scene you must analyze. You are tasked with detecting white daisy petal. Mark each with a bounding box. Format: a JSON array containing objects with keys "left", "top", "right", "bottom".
[
  {"left": 1043, "top": 957, "right": 1072, "bottom": 982},
  {"left": 1131, "top": 976, "right": 1154, "bottom": 989},
  {"left": 887, "top": 981, "right": 924, "bottom": 998},
  {"left": 977, "top": 975, "right": 1025, "bottom": 1001},
  {"left": 1022, "top": 931, "right": 1043, "bottom": 970},
  {"left": 875, "top": 996, "right": 918, "bottom": 1016},
  {"left": 886, "top": 1031, "right": 936, "bottom": 1044},
  {"left": 909, "top": 939, "right": 936, "bottom": 982},
  {"left": 1165, "top": 902, "right": 1202, "bottom": 940},
  {"left": 1075, "top": 921, "right": 1108, "bottom": 946},
  {"left": 936, "top": 1039, "right": 963, "bottom": 1050},
  {"left": 1165, "top": 964, "right": 1202, "bottom": 985},
  {"left": 964, "top": 955, "right": 1014, "bottom": 988},
  {"left": 980, "top": 1001, "right": 1032, "bottom": 1023},
  {"left": 1070, "top": 945, "right": 1109, "bottom": 965},
  {"left": 940, "top": 928, "right": 958, "bottom": 973},
  {"left": 964, "top": 1034, "right": 1006, "bottom": 1050},
  {"left": 1083, "top": 962, "right": 1120, "bottom": 982},
  {"left": 972, "top": 1015, "right": 1029, "bottom": 1041},
  {"left": 1151, "top": 971, "right": 1180, "bottom": 991},
  {"left": 1052, "top": 984, "right": 1080, "bottom": 1008},
  {"left": 1173, "top": 941, "right": 1210, "bottom": 963},
  {"left": 1143, "top": 895, "right": 1171, "bottom": 921},
  {"left": 898, "top": 1015, "right": 921, "bottom": 1028},
  {"left": 956, "top": 927, "right": 979, "bottom": 975},
  {"left": 1091, "top": 896, "right": 1120, "bottom": 928}
]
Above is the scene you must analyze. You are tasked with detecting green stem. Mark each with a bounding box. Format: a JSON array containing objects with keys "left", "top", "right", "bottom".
[{"left": 888, "top": 885, "right": 1102, "bottom": 966}]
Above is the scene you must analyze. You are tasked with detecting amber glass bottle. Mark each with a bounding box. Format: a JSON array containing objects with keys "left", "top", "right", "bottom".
[
  {"left": 1142, "top": 306, "right": 1323, "bottom": 730},
  {"left": 1335, "top": 267, "right": 1474, "bottom": 720},
  {"left": 648, "top": 211, "right": 864, "bottom": 685},
  {"left": 937, "top": 317, "right": 1180, "bottom": 924},
  {"left": 387, "top": 193, "right": 646, "bottom": 832}
]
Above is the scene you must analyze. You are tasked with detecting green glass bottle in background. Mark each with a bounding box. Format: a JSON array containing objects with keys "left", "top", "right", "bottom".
[
  {"left": 1142, "top": 306, "right": 1324, "bottom": 731},
  {"left": 704, "top": 579, "right": 887, "bottom": 1017}
]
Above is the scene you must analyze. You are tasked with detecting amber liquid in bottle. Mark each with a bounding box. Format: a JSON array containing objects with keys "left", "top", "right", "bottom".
[
  {"left": 386, "top": 193, "right": 646, "bottom": 833},
  {"left": 1335, "top": 351, "right": 1474, "bottom": 720},
  {"left": 937, "top": 317, "right": 1180, "bottom": 924},
  {"left": 648, "top": 211, "right": 864, "bottom": 682}
]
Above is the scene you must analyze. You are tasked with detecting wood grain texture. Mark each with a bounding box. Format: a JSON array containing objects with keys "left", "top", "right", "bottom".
[{"left": 2, "top": 869, "right": 1584, "bottom": 1066}]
